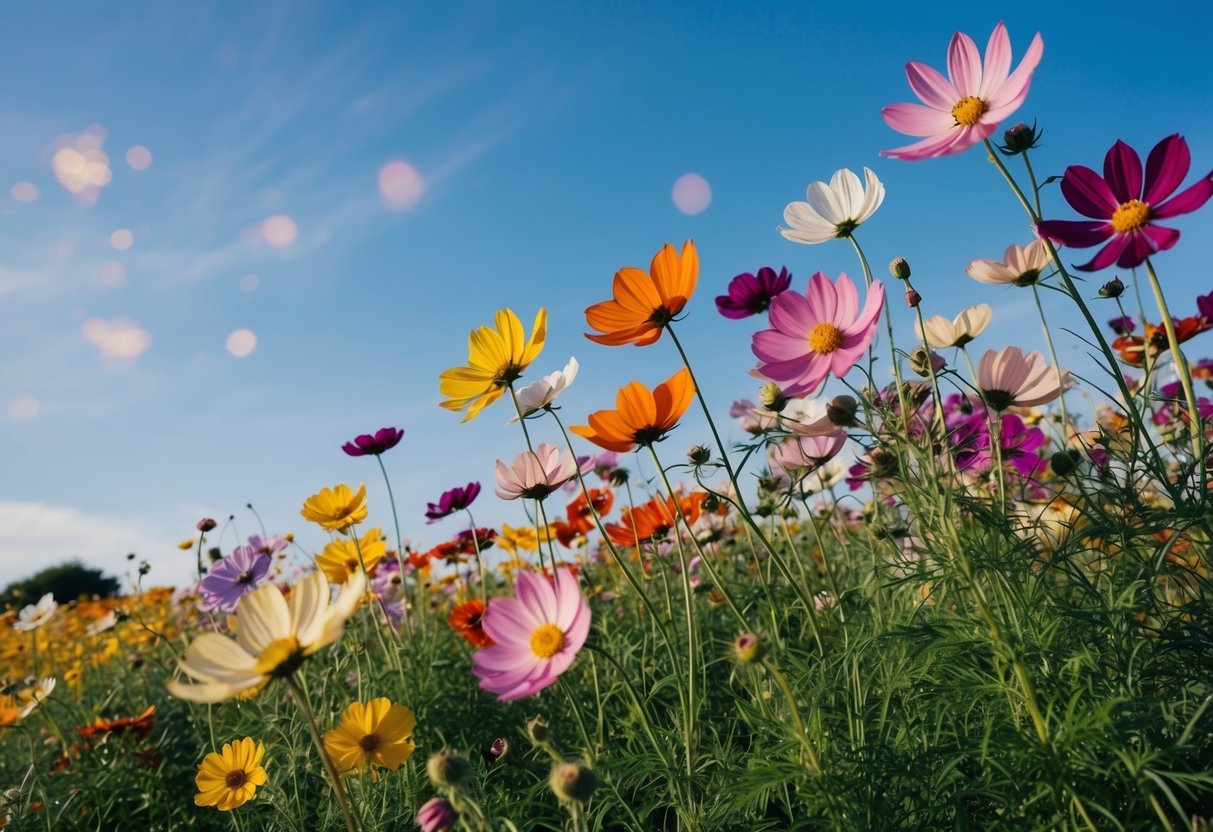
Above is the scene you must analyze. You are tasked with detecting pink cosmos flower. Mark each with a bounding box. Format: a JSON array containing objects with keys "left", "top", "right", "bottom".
[
  {"left": 1035, "top": 135, "right": 1213, "bottom": 271},
  {"left": 472, "top": 569, "right": 590, "bottom": 702},
  {"left": 768, "top": 430, "right": 847, "bottom": 478},
  {"left": 976, "top": 346, "right": 1072, "bottom": 410},
  {"left": 882, "top": 22, "right": 1044, "bottom": 161},
  {"left": 752, "top": 272, "right": 884, "bottom": 397},
  {"left": 494, "top": 443, "right": 579, "bottom": 501}
]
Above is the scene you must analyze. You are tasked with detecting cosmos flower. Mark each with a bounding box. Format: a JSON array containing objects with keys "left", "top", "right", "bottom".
[
  {"left": 13, "top": 593, "right": 57, "bottom": 632},
  {"left": 439, "top": 308, "right": 548, "bottom": 422},
  {"left": 570, "top": 367, "right": 695, "bottom": 452},
  {"left": 0, "top": 677, "right": 55, "bottom": 726},
  {"left": 471, "top": 569, "right": 590, "bottom": 702},
  {"left": 341, "top": 427, "right": 405, "bottom": 457},
  {"left": 965, "top": 240, "right": 1051, "bottom": 286},
  {"left": 300, "top": 484, "right": 368, "bottom": 531},
  {"left": 779, "top": 168, "right": 885, "bottom": 244},
  {"left": 495, "top": 444, "right": 580, "bottom": 501},
  {"left": 751, "top": 272, "right": 885, "bottom": 397},
  {"left": 509, "top": 358, "right": 579, "bottom": 421},
  {"left": 716, "top": 267, "right": 792, "bottom": 319},
  {"left": 1036, "top": 135, "right": 1213, "bottom": 270},
  {"left": 166, "top": 571, "right": 365, "bottom": 703},
  {"left": 976, "top": 346, "right": 1072, "bottom": 410},
  {"left": 604, "top": 492, "right": 705, "bottom": 547},
  {"left": 1112, "top": 316, "right": 1213, "bottom": 367},
  {"left": 425, "top": 482, "right": 481, "bottom": 523},
  {"left": 199, "top": 546, "right": 272, "bottom": 613},
  {"left": 767, "top": 430, "right": 848, "bottom": 478},
  {"left": 315, "top": 528, "right": 387, "bottom": 585},
  {"left": 76, "top": 703, "right": 155, "bottom": 741},
  {"left": 1107, "top": 316, "right": 1136, "bottom": 336},
  {"left": 194, "top": 738, "right": 268, "bottom": 812},
  {"left": 449, "top": 598, "right": 494, "bottom": 648},
  {"left": 324, "top": 698, "right": 416, "bottom": 781},
  {"left": 585, "top": 241, "right": 698, "bottom": 347},
  {"left": 916, "top": 304, "right": 992, "bottom": 349},
  {"left": 417, "top": 797, "right": 458, "bottom": 832},
  {"left": 881, "top": 22, "right": 1044, "bottom": 160}
]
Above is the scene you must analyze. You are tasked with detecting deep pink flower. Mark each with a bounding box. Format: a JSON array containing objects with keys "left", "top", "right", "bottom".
[
  {"left": 472, "top": 569, "right": 590, "bottom": 702},
  {"left": 417, "top": 797, "right": 457, "bottom": 832},
  {"left": 1036, "top": 135, "right": 1213, "bottom": 271},
  {"left": 882, "top": 22, "right": 1043, "bottom": 161},
  {"left": 752, "top": 272, "right": 884, "bottom": 397},
  {"left": 425, "top": 482, "right": 481, "bottom": 523},
  {"left": 341, "top": 426, "right": 404, "bottom": 456},
  {"left": 715, "top": 267, "right": 792, "bottom": 319}
]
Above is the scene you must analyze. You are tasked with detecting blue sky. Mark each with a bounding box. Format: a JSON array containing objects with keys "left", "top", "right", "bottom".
[{"left": 2, "top": 1, "right": 1211, "bottom": 588}]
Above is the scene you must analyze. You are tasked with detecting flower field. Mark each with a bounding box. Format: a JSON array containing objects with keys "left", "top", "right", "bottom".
[{"left": 4, "top": 19, "right": 1213, "bottom": 832}]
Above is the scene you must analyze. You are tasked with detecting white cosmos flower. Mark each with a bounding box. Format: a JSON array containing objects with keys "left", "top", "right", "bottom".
[
  {"left": 13, "top": 593, "right": 57, "bottom": 632},
  {"left": 779, "top": 167, "right": 885, "bottom": 245},
  {"left": 85, "top": 611, "right": 118, "bottom": 637},
  {"left": 167, "top": 570, "right": 365, "bottom": 703},
  {"left": 508, "top": 357, "right": 578, "bottom": 422},
  {"left": 776, "top": 398, "right": 837, "bottom": 437},
  {"left": 966, "top": 240, "right": 1052, "bottom": 286},
  {"left": 977, "top": 346, "right": 1073, "bottom": 410},
  {"left": 916, "top": 304, "right": 992, "bottom": 349},
  {"left": 21, "top": 677, "right": 55, "bottom": 717},
  {"left": 799, "top": 458, "right": 848, "bottom": 496}
]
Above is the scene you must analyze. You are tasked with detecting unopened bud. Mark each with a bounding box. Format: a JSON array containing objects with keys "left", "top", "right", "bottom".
[
  {"left": 888, "top": 257, "right": 911, "bottom": 280},
  {"left": 1050, "top": 450, "right": 1081, "bottom": 477},
  {"left": 1099, "top": 277, "right": 1125, "bottom": 299},
  {"left": 909, "top": 347, "right": 945, "bottom": 377},
  {"left": 526, "top": 715, "right": 549, "bottom": 745},
  {"left": 905, "top": 288, "right": 922, "bottom": 308},
  {"left": 426, "top": 750, "right": 470, "bottom": 788},
  {"left": 688, "top": 445, "right": 710, "bottom": 465},
  {"left": 758, "top": 382, "right": 787, "bottom": 413},
  {"left": 732, "top": 632, "right": 765, "bottom": 664},
  {"left": 488, "top": 737, "right": 509, "bottom": 762},
  {"left": 607, "top": 468, "right": 629, "bottom": 487},
  {"left": 196, "top": 518, "right": 217, "bottom": 532},
  {"left": 550, "top": 762, "right": 598, "bottom": 804},
  {"left": 826, "top": 395, "right": 858, "bottom": 427},
  {"left": 999, "top": 121, "right": 1042, "bottom": 155}
]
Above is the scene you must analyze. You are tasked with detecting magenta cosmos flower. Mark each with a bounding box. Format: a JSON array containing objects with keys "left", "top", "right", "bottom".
[
  {"left": 1036, "top": 135, "right": 1213, "bottom": 271},
  {"left": 715, "top": 267, "right": 792, "bottom": 319},
  {"left": 341, "top": 426, "right": 404, "bottom": 457},
  {"left": 425, "top": 482, "right": 481, "bottom": 523},
  {"left": 494, "top": 443, "right": 579, "bottom": 501},
  {"left": 472, "top": 568, "right": 590, "bottom": 702},
  {"left": 752, "top": 272, "right": 885, "bottom": 397},
  {"left": 882, "top": 22, "right": 1043, "bottom": 161}
]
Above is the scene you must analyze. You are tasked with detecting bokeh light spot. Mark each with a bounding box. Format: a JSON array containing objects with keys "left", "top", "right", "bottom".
[
  {"left": 378, "top": 160, "right": 425, "bottom": 211},
  {"left": 240, "top": 274, "right": 260, "bottom": 292},
  {"left": 110, "top": 228, "right": 134, "bottom": 250},
  {"left": 99, "top": 262, "right": 127, "bottom": 289},
  {"left": 226, "top": 328, "right": 257, "bottom": 357},
  {"left": 10, "top": 182, "right": 39, "bottom": 203},
  {"left": 81, "top": 317, "right": 151, "bottom": 359},
  {"left": 50, "top": 126, "right": 112, "bottom": 202},
  {"left": 672, "top": 173, "right": 711, "bottom": 215},
  {"left": 10, "top": 395, "right": 40, "bottom": 421},
  {"left": 260, "top": 215, "right": 298, "bottom": 248},
  {"left": 125, "top": 146, "right": 153, "bottom": 171}
]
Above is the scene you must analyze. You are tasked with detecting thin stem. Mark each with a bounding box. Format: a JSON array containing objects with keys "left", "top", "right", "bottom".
[
  {"left": 287, "top": 677, "right": 358, "bottom": 832},
  {"left": 1144, "top": 257, "right": 1204, "bottom": 463},
  {"left": 374, "top": 455, "right": 411, "bottom": 633},
  {"left": 463, "top": 508, "right": 488, "bottom": 600},
  {"left": 762, "top": 659, "right": 822, "bottom": 776},
  {"left": 1030, "top": 283, "right": 1071, "bottom": 435},
  {"left": 850, "top": 233, "right": 912, "bottom": 429}
]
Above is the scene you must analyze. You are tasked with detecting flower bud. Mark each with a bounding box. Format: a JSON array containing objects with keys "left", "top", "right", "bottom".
[
  {"left": 888, "top": 257, "right": 911, "bottom": 280},
  {"left": 426, "top": 750, "right": 470, "bottom": 788},
  {"left": 688, "top": 445, "right": 711, "bottom": 465},
  {"left": 909, "top": 347, "right": 945, "bottom": 377},
  {"left": 999, "top": 121, "right": 1042, "bottom": 155},
  {"left": 904, "top": 288, "right": 922, "bottom": 308},
  {"left": 417, "top": 797, "right": 457, "bottom": 832},
  {"left": 1099, "top": 277, "right": 1125, "bottom": 299},
  {"left": 196, "top": 517, "right": 217, "bottom": 533},
  {"left": 550, "top": 762, "right": 599, "bottom": 804},
  {"left": 700, "top": 493, "right": 721, "bottom": 513},
  {"left": 526, "top": 715, "right": 549, "bottom": 745},
  {"left": 758, "top": 382, "right": 787, "bottom": 413},
  {"left": 732, "top": 632, "right": 766, "bottom": 664},
  {"left": 826, "top": 395, "right": 858, "bottom": 427},
  {"left": 608, "top": 467, "right": 629, "bottom": 487},
  {"left": 1050, "top": 450, "right": 1081, "bottom": 477},
  {"left": 488, "top": 736, "right": 509, "bottom": 762}
]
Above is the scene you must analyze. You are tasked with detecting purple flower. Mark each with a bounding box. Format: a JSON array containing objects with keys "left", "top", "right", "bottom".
[
  {"left": 716, "top": 267, "right": 792, "bottom": 319},
  {"left": 417, "top": 797, "right": 457, "bottom": 832},
  {"left": 1197, "top": 290, "right": 1213, "bottom": 321},
  {"left": 199, "top": 546, "right": 271, "bottom": 612},
  {"left": 341, "top": 426, "right": 405, "bottom": 457},
  {"left": 1108, "top": 316, "right": 1136, "bottom": 336},
  {"left": 424, "top": 482, "right": 481, "bottom": 522}
]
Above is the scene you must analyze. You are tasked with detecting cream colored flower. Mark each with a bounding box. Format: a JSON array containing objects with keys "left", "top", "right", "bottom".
[
  {"left": 916, "top": 303, "right": 992, "bottom": 349},
  {"left": 509, "top": 357, "right": 578, "bottom": 421},
  {"left": 966, "top": 240, "right": 1051, "bottom": 286},
  {"left": 13, "top": 593, "right": 57, "bottom": 632}
]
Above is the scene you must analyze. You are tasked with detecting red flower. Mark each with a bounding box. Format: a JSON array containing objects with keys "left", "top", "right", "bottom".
[{"left": 448, "top": 599, "right": 494, "bottom": 648}]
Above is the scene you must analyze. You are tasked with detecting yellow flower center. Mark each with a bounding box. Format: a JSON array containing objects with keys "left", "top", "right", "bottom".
[
  {"left": 1110, "top": 199, "right": 1150, "bottom": 233},
  {"left": 253, "top": 636, "right": 303, "bottom": 677},
  {"left": 808, "top": 322, "right": 844, "bottom": 355},
  {"left": 950, "top": 96, "right": 986, "bottom": 126},
  {"left": 225, "top": 770, "right": 248, "bottom": 789},
  {"left": 530, "top": 623, "right": 565, "bottom": 659}
]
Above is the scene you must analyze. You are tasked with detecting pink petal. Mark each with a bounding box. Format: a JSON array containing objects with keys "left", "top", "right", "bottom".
[
  {"left": 881, "top": 126, "right": 972, "bottom": 160},
  {"left": 979, "top": 22, "right": 1011, "bottom": 98},
  {"left": 753, "top": 329, "right": 809, "bottom": 363},
  {"left": 985, "top": 32, "right": 1043, "bottom": 110},
  {"left": 905, "top": 61, "right": 958, "bottom": 110},
  {"left": 882, "top": 102, "right": 954, "bottom": 138},
  {"left": 553, "top": 569, "right": 583, "bottom": 630},
  {"left": 1143, "top": 134, "right": 1192, "bottom": 204},
  {"left": 1059, "top": 166, "right": 1118, "bottom": 219},
  {"left": 1075, "top": 235, "right": 1130, "bottom": 272},
  {"left": 1141, "top": 224, "right": 1181, "bottom": 253},
  {"left": 1151, "top": 174, "right": 1213, "bottom": 219},
  {"left": 1116, "top": 231, "right": 1159, "bottom": 269},
  {"left": 767, "top": 290, "right": 815, "bottom": 335},
  {"left": 1036, "top": 219, "right": 1112, "bottom": 248},
  {"left": 803, "top": 272, "right": 838, "bottom": 323},
  {"left": 832, "top": 272, "right": 859, "bottom": 324},
  {"left": 515, "top": 570, "right": 557, "bottom": 623},
  {"left": 947, "top": 31, "right": 982, "bottom": 97},
  {"left": 1103, "top": 141, "right": 1143, "bottom": 204},
  {"left": 757, "top": 354, "right": 817, "bottom": 383}
]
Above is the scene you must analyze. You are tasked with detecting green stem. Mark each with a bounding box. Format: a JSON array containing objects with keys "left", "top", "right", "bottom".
[
  {"left": 1143, "top": 258, "right": 1204, "bottom": 464},
  {"left": 850, "top": 233, "right": 911, "bottom": 428},
  {"left": 287, "top": 677, "right": 359, "bottom": 832},
  {"left": 1030, "top": 283, "right": 1071, "bottom": 435},
  {"left": 374, "top": 454, "right": 412, "bottom": 634}
]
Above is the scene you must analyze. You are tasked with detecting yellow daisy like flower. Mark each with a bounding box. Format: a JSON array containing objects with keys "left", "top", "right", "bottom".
[
  {"left": 324, "top": 697, "right": 416, "bottom": 781},
  {"left": 301, "top": 483, "right": 368, "bottom": 531},
  {"left": 315, "top": 528, "right": 387, "bottom": 584},
  {"left": 194, "top": 737, "right": 268, "bottom": 811},
  {"left": 439, "top": 308, "right": 547, "bottom": 422},
  {"left": 496, "top": 523, "right": 540, "bottom": 555},
  {"left": 178, "top": 538, "right": 196, "bottom": 550}
]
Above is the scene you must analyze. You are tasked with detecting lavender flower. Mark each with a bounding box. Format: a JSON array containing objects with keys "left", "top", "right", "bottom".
[{"left": 199, "top": 546, "right": 271, "bottom": 612}]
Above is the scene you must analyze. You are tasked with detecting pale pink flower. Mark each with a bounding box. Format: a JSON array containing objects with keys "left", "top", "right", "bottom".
[
  {"left": 966, "top": 239, "right": 1051, "bottom": 286},
  {"left": 768, "top": 430, "right": 848, "bottom": 477},
  {"left": 976, "top": 346, "right": 1072, "bottom": 410},
  {"left": 752, "top": 272, "right": 885, "bottom": 397},
  {"left": 494, "top": 443, "right": 579, "bottom": 501},
  {"left": 472, "top": 569, "right": 590, "bottom": 702},
  {"left": 882, "top": 22, "right": 1044, "bottom": 161}
]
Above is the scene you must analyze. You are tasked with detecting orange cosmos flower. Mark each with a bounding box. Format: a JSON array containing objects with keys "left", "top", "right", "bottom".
[
  {"left": 448, "top": 599, "right": 494, "bottom": 648},
  {"left": 1112, "top": 316, "right": 1212, "bottom": 367},
  {"left": 570, "top": 367, "right": 694, "bottom": 452},
  {"left": 605, "top": 492, "right": 705, "bottom": 547},
  {"left": 585, "top": 241, "right": 698, "bottom": 346}
]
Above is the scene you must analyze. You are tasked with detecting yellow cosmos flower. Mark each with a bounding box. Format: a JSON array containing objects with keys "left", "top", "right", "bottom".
[
  {"left": 495, "top": 523, "right": 552, "bottom": 555},
  {"left": 178, "top": 538, "right": 196, "bottom": 550},
  {"left": 194, "top": 737, "right": 268, "bottom": 811},
  {"left": 315, "top": 528, "right": 387, "bottom": 584},
  {"left": 439, "top": 308, "right": 547, "bottom": 422},
  {"left": 167, "top": 571, "right": 365, "bottom": 703},
  {"left": 300, "top": 483, "right": 368, "bottom": 531},
  {"left": 323, "top": 697, "right": 416, "bottom": 781}
]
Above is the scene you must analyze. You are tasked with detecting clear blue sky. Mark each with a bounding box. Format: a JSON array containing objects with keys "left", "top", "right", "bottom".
[{"left": 2, "top": 1, "right": 1211, "bottom": 588}]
